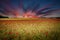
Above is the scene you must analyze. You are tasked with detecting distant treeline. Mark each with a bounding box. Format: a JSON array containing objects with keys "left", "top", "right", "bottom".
[
  {"left": 0, "top": 15, "right": 60, "bottom": 19},
  {"left": 0, "top": 15, "right": 8, "bottom": 18}
]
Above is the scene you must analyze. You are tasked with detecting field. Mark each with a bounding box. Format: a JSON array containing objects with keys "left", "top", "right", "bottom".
[{"left": 0, "top": 18, "right": 60, "bottom": 40}]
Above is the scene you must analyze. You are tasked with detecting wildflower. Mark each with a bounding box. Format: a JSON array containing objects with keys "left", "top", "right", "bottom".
[{"left": 45, "top": 31, "right": 48, "bottom": 36}]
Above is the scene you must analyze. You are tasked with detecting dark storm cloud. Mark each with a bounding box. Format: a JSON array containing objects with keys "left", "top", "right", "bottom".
[
  {"left": 0, "top": 0, "right": 60, "bottom": 10},
  {"left": 0, "top": 0, "right": 60, "bottom": 17}
]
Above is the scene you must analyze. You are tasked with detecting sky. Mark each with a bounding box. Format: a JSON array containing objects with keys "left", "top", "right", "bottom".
[{"left": 0, "top": 0, "right": 60, "bottom": 18}]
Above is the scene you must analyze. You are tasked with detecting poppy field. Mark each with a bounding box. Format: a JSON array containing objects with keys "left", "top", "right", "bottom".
[{"left": 0, "top": 18, "right": 60, "bottom": 40}]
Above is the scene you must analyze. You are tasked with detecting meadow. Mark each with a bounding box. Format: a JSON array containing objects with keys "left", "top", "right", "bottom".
[{"left": 0, "top": 18, "right": 60, "bottom": 40}]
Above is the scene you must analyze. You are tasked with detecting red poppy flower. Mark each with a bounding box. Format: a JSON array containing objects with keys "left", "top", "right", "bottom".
[
  {"left": 3, "top": 38, "right": 8, "bottom": 40},
  {"left": 8, "top": 32, "right": 13, "bottom": 34},
  {"left": 45, "top": 32, "right": 48, "bottom": 36},
  {"left": 15, "top": 32, "right": 19, "bottom": 35}
]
